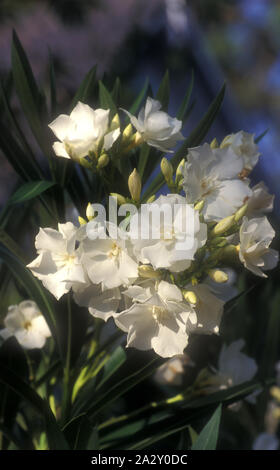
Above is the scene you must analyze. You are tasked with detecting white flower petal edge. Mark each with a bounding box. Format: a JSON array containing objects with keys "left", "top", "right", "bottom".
[
  {"left": 49, "top": 101, "right": 120, "bottom": 161},
  {"left": 27, "top": 222, "right": 87, "bottom": 300},
  {"left": 221, "top": 131, "right": 260, "bottom": 171},
  {"left": 182, "top": 143, "right": 252, "bottom": 221},
  {"left": 123, "top": 97, "right": 184, "bottom": 152},
  {"left": 0, "top": 301, "right": 51, "bottom": 350},
  {"left": 130, "top": 194, "right": 207, "bottom": 272},
  {"left": 73, "top": 283, "right": 121, "bottom": 322},
  {"left": 239, "top": 216, "right": 278, "bottom": 278},
  {"left": 115, "top": 280, "right": 197, "bottom": 358}
]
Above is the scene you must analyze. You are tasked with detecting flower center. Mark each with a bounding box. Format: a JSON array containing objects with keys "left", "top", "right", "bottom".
[
  {"left": 108, "top": 242, "right": 121, "bottom": 259},
  {"left": 152, "top": 305, "right": 168, "bottom": 323},
  {"left": 23, "top": 320, "right": 32, "bottom": 331}
]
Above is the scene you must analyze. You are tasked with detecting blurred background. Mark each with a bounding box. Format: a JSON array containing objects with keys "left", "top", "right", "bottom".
[
  {"left": 0, "top": 0, "right": 280, "bottom": 450},
  {"left": 0, "top": 0, "right": 280, "bottom": 212}
]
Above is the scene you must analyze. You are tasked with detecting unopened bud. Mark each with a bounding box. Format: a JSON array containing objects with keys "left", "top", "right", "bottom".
[
  {"left": 210, "top": 138, "right": 219, "bottom": 149},
  {"left": 138, "top": 265, "right": 161, "bottom": 279},
  {"left": 97, "top": 153, "right": 109, "bottom": 169},
  {"left": 212, "top": 215, "right": 235, "bottom": 236},
  {"left": 175, "top": 158, "right": 185, "bottom": 184},
  {"left": 194, "top": 200, "right": 204, "bottom": 212},
  {"left": 110, "top": 113, "right": 120, "bottom": 130},
  {"left": 208, "top": 269, "right": 229, "bottom": 283},
  {"left": 128, "top": 168, "right": 142, "bottom": 202},
  {"left": 161, "top": 157, "right": 173, "bottom": 184},
  {"left": 220, "top": 135, "right": 231, "bottom": 149},
  {"left": 78, "top": 216, "right": 87, "bottom": 226},
  {"left": 182, "top": 290, "right": 197, "bottom": 305},
  {"left": 86, "top": 203, "right": 95, "bottom": 221},
  {"left": 234, "top": 203, "right": 248, "bottom": 222},
  {"left": 146, "top": 195, "right": 156, "bottom": 203},
  {"left": 270, "top": 386, "right": 280, "bottom": 402},
  {"left": 110, "top": 193, "right": 127, "bottom": 205},
  {"left": 122, "top": 123, "right": 133, "bottom": 141}
]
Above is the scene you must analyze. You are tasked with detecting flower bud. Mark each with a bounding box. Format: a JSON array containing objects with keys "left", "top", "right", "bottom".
[
  {"left": 161, "top": 157, "right": 173, "bottom": 184},
  {"left": 110, "top": 193, "right": 127, "bottom": 205},
  {"left": 212, "top": 215, "right": 235, "bottom": 236},
  {"left": 210, "top": 138, "right": 219, "bottom": 149},
  {"left": 86, "top": 203, "right": 95, "bottom": 221},
  {"left": 110, "top": 113, "right": 120, "bottom": 130},
  {"left": 220, "top": 135, "right": 231, "bottom": 149},
  {"left": 122, "top": 123, "right": 133, "bottom": 142},
  {"left": 175, "top": 158, "right": 185, "bottom": 184},
  {"left": 97, "top": 153, "right": 109, "bottom": 169},
  {"left": 182, "top": 290, "right": 197, "bottom": 305},
  {"left": 146, "top": 195, "right": 156, "bottom": 203},
  {"left": 138, "top": 265, "right": 161, "bottom": 279},
  {"left": 194, "top": 200, "right": 204, "bottom": 212},
  {"left": 78, "top": 216, "right": 87, "bottom": 226},
  {"left": 128, "top": 168, "right": 142, "bottom": 202},
  {"left": 208, "top": 269, "right": 229, "bottom": 283},
  {"left": 270, "top": 386, "right": 280, "bottom": 402},
  {"left": 234, "top": 203, "right": 248, "bottom": 222}
]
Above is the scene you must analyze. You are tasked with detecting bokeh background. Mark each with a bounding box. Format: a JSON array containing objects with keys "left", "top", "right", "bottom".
[{"left": 1, "top": 0, "right": 280, "bottom": 450}]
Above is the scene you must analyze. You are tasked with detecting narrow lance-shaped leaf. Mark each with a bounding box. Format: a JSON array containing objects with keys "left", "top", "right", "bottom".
[
  {"left": 176, "top": 69, "right": 194, "bottom": 121},
  {"left": 0, "top": 363, "right": 69, "bottom": 450},
  {"left": 11, "top": 31, "right": 49, "bottom": 157},
  {"left": 98, "top": 80, "right": 117, "bottom": 116},
  {"left": 8, "top": 181, "right": 56, "bottom": 205},
  {"left": 192, "top": 404, "right": 222, "bottom": 450},
  {"left": 71, "top": 65, "right": 97, "bottom": 110},
  {"left": 156, "top": 70, "right": 170, "bottom": 111}
]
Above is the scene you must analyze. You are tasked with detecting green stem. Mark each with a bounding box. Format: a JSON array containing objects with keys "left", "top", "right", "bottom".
[{"left": 61, "top": 294, "right": 73, "bottom": 424}]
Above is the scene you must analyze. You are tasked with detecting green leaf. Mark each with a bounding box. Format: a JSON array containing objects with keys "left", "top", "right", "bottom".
[
  {"left": 71, "top": 65, "right": 97, "bottom": 109},
  {"left": 177, "top": 70, "right": 194, "bottom": 121},
  {"left": 192, "top": 405, "right": 222, "bottom": 450},
  {"left": 0, "top": 81, "right": 43, "bottom": 179},
  {"left": 98, "top": 80, "right": 117, "bottom": 116},
  {"left": 96, "top": 346, "right": 126, "bottom": 391},
  {"left": 156, "top": 70, "right": 170, "bottom": 111},
  {"left": 137, "top": 143, "right": 150, "bottom": 179},
  {"left": 8, "top": 181, "right": 56, "bottom": 205},
  {"left": 86, "top": 357, "right": 163, "bottom": 419},
  {"left": 188, "top": 425, "right": 198, "bottom": 446},
  {"left": 112, "top": 77, "right": 121, "bottom": 106},
  {"left": 142, "top": 83, "right": 226, "bottom": 201},
  {"left": 255, "top": 129, "right": 268, "bottom": 144},
  {"left": 128, "top": 77, "right": 149, "bottom": 117},
  {"left": 0, "top": 363, "right": 69, "bottom": 450},
  {"left": 63, "top": 415, "right": 99, "bottom": 450},
  {"left": 12, "top": 31, "right": 48, "bottom": 156}
]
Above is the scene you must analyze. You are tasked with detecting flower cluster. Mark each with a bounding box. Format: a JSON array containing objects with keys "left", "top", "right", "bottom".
[{"left": 27, "top": 99, "right": 278, "bottom": 358}]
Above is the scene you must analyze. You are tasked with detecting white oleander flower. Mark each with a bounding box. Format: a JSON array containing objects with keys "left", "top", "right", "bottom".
[
  {"left": 123, "top": 97, "right": 184, "bottom": 152},
  {"left": 253, "top": 433, "right": 279, "bottom": 451},
  {"left": 0, "top": 301, "right": 51, "bottom": 349},
  {"left": 28, "top": 222, "right": 87, "bottom": 300},
  {"left": 246, "top": 182, "right": 274, "bottom": 217},
  {"left": 239, "top": 216, "right": 278, "bottom": 278},
  {"left": 205, "top": 268, "right": 238, "bottom": 302},
  {"left": 154, "top": 354, "right": 194, "bottom": 386},
  {"left": 205, "top": 339, "right": 258, "bottom": 408},
  {"left": 182, "top": 143, "right": 252, "bottom": 221},
  {"left": 73, "top": 283, "right": 121, "bottom": 322},
  {"left": 81, "top": 222, "right": 138, "bottom": 289},
  {"left": 221, "top": 131, "right": 260, "bottom": 171},
  {"left": 115, "top": 280, "right": 197, "bottom": 358},
  {"left": 129, "top": 194, "right": 207, "bottom": 272},
  {"left": 183, "top": 283, "right": 224, "bottom": 334},
  {"left": 49, "top": 101, "right": 120, "bottom": 161}
]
